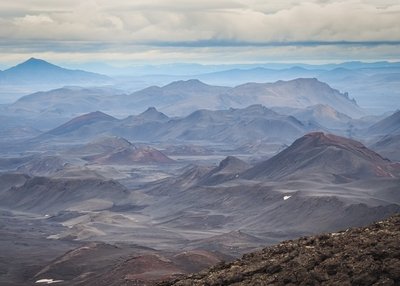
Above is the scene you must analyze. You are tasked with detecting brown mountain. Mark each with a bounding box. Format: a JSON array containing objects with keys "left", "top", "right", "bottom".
[
  {"left": 31, "top": 242, "right": 228, "bottom": 286},
  {"left": 69, "top": 136, "right": 133, "bottom": 155},
  {"left": 161, "top": 214, "right": 400, "bottom": 286},
  {"left": 242, "top": 132, "right": 399, "bottom": 182}
]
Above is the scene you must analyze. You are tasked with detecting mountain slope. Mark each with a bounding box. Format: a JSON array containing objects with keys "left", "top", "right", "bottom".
[
  {"left": 199, "top": 156, "right": 250, "bottom": 185},
  {"left": 36, "top": 105, "right": 312, "bottom": 145},
  {"left": 281, "top": 104, "right": 352, "bottom": 129},
  {"left": 367, "top": 110, "right": 400, "bottom": 136},
  {"left": 8, "top": 86, "right": 123, "bottom": 118},
  {"left": 162, "top": 214, "right": 400, "bottom": 286},
  {"left": 45, "top": 111, "right": 118, "bottom": 137},
  {"left": 0, "top": 177, "right": 129, "bottom": 214},
  {"left": 370, "top": 134, "right": 400, "bottom": 162},
  {"left": 84, "top": 146, "right": 174, "bottom": 165},
  {"left": 122, "top": 107, "right": 170, "bottom": 124},
  {"left": 152, "top": 104, "right": 311, "bottom": 144},
  {"left": 242, "top": 132, "right": 399, "bottom": 182},
  {"left": 126, "top": 79, "right": 229, "bottom": 115},
  {"left": 128, "top": 78, "right": 364, "bottom": 118},
  {"left": 69, "top": 136, "right": 133, "bottom": 155},
  {"left": 226, "top": 78, "right": 364, "bottom": 118},
  {"left": 135, "top": 107, "right": 170, "bottom": 122}
]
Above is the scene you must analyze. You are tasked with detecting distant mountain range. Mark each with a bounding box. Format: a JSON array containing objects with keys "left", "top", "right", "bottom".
[
  {"left": 36, "top": 105, "right": 315, "bottom": 145},
  {"left": 5, "top": 77, "right": 365, "bottom": 120},
  {"left": 0, "top": 58, "right": 111, "bottom": 86},
  {"left": 125, "top": 78, "right": 364, "bottom": 118},
  {"left": 31, "top": 105, "right": 400, "bottom": 149},
  {"left": 1, "top": 58, "right": 399, "bottom": 114}
]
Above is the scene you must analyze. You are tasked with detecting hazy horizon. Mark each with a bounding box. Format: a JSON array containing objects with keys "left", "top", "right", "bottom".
[{"left": 1, "top": 2, "right": 400, "bottom": 285}]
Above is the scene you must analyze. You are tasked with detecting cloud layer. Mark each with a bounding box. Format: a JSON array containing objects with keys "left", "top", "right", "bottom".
[{"left": 0, "top": 0, "right": 399, "bottom": 63}]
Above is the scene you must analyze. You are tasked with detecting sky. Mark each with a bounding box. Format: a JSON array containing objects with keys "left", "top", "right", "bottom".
[{"left": 0, "top": 0, "right": 399, "bottom": 66}]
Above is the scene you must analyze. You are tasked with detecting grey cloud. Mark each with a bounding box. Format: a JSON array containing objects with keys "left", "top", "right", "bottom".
[{"left": 0, "top": 0, "right": 399, "bottom": 63}]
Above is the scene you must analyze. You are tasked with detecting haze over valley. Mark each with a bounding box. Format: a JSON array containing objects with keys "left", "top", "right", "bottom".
[{"left": 0, "top": 1, "right": 400, "bottom": 285}]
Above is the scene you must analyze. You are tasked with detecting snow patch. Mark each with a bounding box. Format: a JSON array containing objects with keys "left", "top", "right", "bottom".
[
  {"left": 283, "top": 195, "right": 292, "bottom": 200},
  {"left": 35, "top": 278, "right": 64, "bottom": 284}
]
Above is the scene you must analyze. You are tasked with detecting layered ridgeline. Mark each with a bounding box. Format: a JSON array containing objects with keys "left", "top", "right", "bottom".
[
  {"left": 35, "top": 105, "right": 313, "bottom": 144},
  {"left": 5, "top": 78, "right": 364, "bottom": 119},
  {"left": 161, "top": 214, "right": 400, "bottom": 286}
]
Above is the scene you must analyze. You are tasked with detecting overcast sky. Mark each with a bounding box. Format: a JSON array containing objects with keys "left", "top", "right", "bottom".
[{"left": 0, "top": 0, "right": 399, "bottom": 65}]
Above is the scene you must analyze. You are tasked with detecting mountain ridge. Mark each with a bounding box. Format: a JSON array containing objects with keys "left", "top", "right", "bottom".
[{"left": 242, "top": 132, "right": 398, "bottom": 182}]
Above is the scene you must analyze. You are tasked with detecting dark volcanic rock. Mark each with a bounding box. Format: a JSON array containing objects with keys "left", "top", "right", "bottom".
[{"left": 160, "top": 214, "right": 400, "bottom": 286}]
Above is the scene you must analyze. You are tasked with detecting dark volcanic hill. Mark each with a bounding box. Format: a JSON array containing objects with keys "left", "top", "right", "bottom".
[
  {"left": 199, "top": 156, "right": 251, "bottom": 185},
  {"left": 0, "top": 58, "right": 110, "bottom": 85},
  {"left": 242, "top": 132, "right": 399, "bottom": 182},
  {"left": 161, "top": 214, "right": 400, "bottom": 286}
]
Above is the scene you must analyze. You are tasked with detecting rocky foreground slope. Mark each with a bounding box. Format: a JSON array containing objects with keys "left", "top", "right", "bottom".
[{"left": 160, "top": 214, "right": 400, "bottom": 286}]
